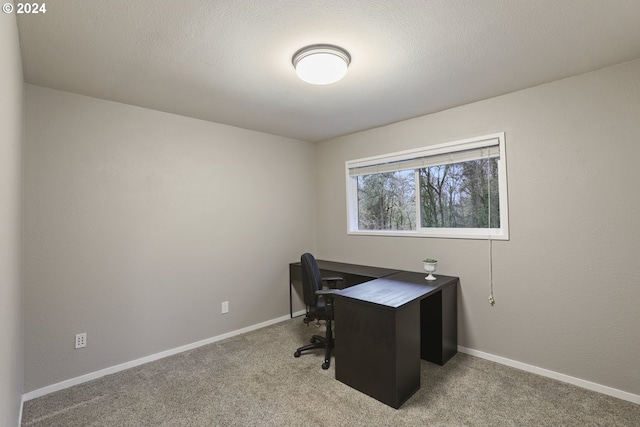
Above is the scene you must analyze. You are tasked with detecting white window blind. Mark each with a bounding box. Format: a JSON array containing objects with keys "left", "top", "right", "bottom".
[{"left": 347, "top": 137, "right": 500, "bottom": 177}]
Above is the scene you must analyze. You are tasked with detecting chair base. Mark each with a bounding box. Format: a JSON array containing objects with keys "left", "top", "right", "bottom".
[{"left": 294, "top": 323, "right": 334, "bottom": 370}]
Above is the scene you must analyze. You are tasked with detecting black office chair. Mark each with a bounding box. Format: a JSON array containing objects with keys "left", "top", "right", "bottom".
[{"left": 293, "top": 253, "right": 343, "bottom": 370}]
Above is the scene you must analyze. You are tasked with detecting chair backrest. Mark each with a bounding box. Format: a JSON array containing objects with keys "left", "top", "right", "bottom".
[{"left": 301, "top": 253, "right": 323, "bottom": 307}]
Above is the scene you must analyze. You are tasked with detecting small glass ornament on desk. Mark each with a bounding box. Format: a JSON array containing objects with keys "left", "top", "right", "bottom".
[{"left": 423, "top": 258, "right": 438, "bottom": 281}]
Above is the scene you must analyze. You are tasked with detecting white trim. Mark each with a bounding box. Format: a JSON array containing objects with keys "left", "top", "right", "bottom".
[
  {"left": 347, "top": 228, "right": 509, "bottom": 240},
  {"left": 18, "top": 395, "right": 24, "bottom": 427},
  {"left": 458, "top": 345, "right": 640, "bottom": 405},
  {"left": 22, "top": 314, "right": 293, "bottom": 402},
  {"left": 22, "top": 318, "right": 638, "bottom": 406}
]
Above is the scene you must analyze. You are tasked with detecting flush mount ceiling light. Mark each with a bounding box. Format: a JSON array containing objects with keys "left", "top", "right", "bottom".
[{"left": 292, "top": 44, "right": 351, "bottom": 85}]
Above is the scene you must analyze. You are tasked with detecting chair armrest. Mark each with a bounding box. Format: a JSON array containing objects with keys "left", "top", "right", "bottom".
[
  {"left": 316, "top": 289, "right": 340, "bottom": 296},
  {"left": 321, "top": 276, "right": 344, "bottom": 289},
  {"left": 316, "top": 289, "right": 340, "bottom": 316}
]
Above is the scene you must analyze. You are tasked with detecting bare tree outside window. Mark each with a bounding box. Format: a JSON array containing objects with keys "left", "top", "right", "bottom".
[
  {"left": 419, "top": 158, "right": 500, "bottom": 229},
  {"left": 357, "top": 170, "right": 415, "bottom": 230}
]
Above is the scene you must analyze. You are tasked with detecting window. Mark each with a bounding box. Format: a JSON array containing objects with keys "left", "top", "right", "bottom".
[{"left": 346, "top": 133, "right": 509, "bottom": 239}]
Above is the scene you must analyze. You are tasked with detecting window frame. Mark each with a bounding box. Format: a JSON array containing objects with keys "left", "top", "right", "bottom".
[{"left": 345, "top": 132, "right": 509, "bottom": 240}]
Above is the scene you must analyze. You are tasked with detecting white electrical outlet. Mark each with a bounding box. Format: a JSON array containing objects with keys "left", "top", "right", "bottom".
[
  {"left": 75, "top": 333, "right": 87, "bottom": 349},
  {"left": 221, "top": 301, "right": 229, "bottom": 314}
]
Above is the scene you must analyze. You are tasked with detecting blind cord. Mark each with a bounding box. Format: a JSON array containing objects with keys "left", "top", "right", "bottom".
[{"left": 487, "top": 152, "right": 495, "bottom": 306}]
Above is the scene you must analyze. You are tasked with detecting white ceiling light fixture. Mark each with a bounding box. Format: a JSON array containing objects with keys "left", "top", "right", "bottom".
[{"left": 292, "top": 44, "right": 351, "bottom": 85}]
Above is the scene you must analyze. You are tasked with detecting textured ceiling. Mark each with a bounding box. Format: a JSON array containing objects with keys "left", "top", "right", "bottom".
[{"left": 17, "top": 0, "right": 640, "bottom": 142}]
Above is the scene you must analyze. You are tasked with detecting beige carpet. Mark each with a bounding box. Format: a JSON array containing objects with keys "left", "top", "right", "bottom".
[{"left": 23, "top": 319, "right": 640, "bottom": 426}]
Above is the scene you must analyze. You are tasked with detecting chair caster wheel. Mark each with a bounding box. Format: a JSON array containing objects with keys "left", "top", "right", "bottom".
[
  {"left": 322, "top": 361, "right": 330, "bottom": 370},
  {"left": 294, "top": 351, "right": 301, "bottom": 358}
]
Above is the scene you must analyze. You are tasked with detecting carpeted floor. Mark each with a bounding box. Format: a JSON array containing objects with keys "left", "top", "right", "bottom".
[{"left": 22, "top": 319, "right": 640, "bottom": 426}]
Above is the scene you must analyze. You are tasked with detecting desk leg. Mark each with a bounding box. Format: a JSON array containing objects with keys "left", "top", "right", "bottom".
[{"left": 420, "top": 284, "right": 457, "bottom": 365}]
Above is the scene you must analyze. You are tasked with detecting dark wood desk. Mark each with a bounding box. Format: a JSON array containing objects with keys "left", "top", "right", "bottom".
[
  {"left": 289, "top": 260, "right": 458, "bottom": 409},
  {"left": 334, "top": 271, "right": 458, "bottom": 408},
  {"left": 289, "top": 260, "right": 400, "bottom": 317}
]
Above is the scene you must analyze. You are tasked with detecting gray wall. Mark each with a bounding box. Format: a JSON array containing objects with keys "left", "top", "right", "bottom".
[
  {"left": 0, "top": 7, "right": 24, "bottom": 426},
  {"left": 315, "top": 59, "right": 640, "bottom": 396},
  {"left": 23, "top": 85, "right": 316, "bottom": 392}
]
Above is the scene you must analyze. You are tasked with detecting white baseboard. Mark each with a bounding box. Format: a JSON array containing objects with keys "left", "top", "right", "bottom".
[
  {"left": 18, "top": 395, "right": 24, "bottom": 427},
  {"left": 458, "top": 345, "right": 640, "bottom": 405},
  {"left": 22, "top": 314, "right": 293, "bottom": 402},
  {"left": 21, "top": 318, "right": 639, "bottom": 406}
]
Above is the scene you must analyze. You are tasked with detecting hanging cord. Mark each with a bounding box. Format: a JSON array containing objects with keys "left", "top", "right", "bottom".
[{"left": 487, "top": 151, "right": 495, "bottom": 306}]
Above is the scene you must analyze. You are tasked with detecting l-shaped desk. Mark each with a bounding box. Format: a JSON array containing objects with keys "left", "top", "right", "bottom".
[{"left": 289, "top": 260, "right": 458, "bottom": 409}]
